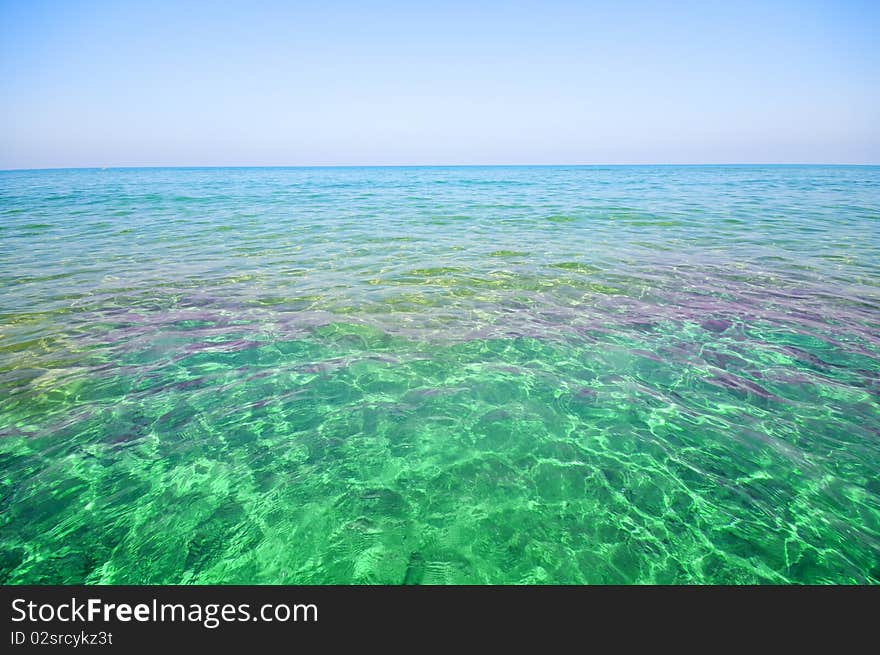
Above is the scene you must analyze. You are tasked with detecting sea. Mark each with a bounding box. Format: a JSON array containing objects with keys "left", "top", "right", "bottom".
[{"left": 1, "top": 165, "right": 878, "bottom": 583}]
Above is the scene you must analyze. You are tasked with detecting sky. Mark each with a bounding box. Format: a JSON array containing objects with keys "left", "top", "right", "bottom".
[{"left": 1, "top": 0, "right": 878, "bottom": 168}]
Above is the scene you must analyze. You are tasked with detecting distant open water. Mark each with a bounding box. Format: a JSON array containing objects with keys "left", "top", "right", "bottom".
[{"left": 1, "top": 165, "right": 878, "bottom": 583}]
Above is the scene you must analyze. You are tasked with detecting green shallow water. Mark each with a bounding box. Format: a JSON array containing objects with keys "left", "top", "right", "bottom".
[{"left": 1, "top": 166, "right": 879, "bottom": 583}]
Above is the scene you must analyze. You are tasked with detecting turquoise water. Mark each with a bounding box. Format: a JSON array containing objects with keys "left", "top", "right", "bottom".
[{"left": 1, "top": 165, "right": 878, "bottom": 584}]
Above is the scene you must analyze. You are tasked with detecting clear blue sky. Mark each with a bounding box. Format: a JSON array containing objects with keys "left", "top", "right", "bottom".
[{"left": 1, "top": 0, "right": 878, "bottom": 168}]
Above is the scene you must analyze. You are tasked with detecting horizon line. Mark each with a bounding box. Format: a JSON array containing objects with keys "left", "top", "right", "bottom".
[{"left": 3, "top": 162, "right": 880, "bottom": 173}]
